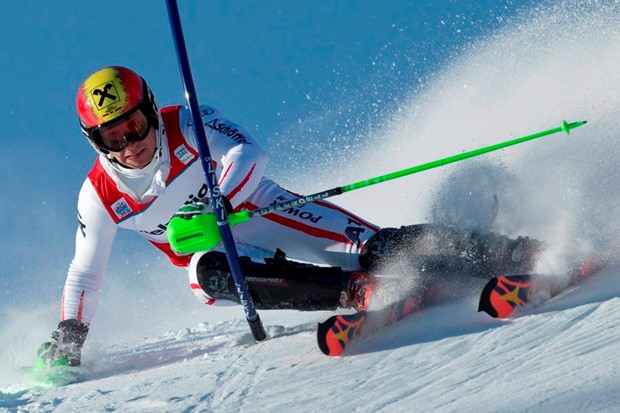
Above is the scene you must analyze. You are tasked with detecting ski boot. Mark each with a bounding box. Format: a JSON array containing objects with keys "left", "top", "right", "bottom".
[{"left": 345, "top": 271, "right": 376, "bottom": 311}]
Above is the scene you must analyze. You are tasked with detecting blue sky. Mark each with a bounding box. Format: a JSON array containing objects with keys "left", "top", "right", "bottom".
[{"left": 0, "top": 1, "right": 538, "bottom": 308}]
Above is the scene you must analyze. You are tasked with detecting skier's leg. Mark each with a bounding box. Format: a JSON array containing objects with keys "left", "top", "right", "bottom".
[
  {"left": 359, "top": 224, "right": 543, "bottom": 277},
  {"left": 190, "top": 250, "right": 376, "bottom": 311}
]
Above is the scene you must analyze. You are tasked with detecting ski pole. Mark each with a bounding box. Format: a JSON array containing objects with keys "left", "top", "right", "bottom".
[
  {"left": 165, "top": 0, "right": 266, "bottom": 342},
  {"left": 168, "top": 117, "right": 585, "bottom": 252}
]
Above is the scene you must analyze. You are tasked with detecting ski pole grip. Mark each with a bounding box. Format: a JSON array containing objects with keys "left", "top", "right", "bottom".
[
  {"left": 166, "top": 210, "right": 252, "bottom": 254},
  {"left": 167, "top": 214, "right": 221, "bottom": 253}
]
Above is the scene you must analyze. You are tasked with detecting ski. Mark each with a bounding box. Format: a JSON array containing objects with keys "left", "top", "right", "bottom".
[
  {"left": 317, "top": 295, "right": 426, "bottom": 356},
  {"left": 478, "top": 260, "right": 604, "bottom": 318},
  {"left": 316, "top": 267, "right": 495, "bottom": 356}
]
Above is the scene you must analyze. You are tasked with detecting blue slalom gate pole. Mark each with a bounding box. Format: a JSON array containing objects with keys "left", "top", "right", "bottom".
[{"left": 165, "top": 0, "right": 266, "bottom": 341}]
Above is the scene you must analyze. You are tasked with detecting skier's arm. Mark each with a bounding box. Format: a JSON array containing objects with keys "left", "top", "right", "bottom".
[
  {"left": 61, "top": 180, "right": 118, "bottom": 325},
  {"left": 38, "top": 180, "right": 117, "bottom": 368},
  {"left": 181, "top": 105, "right": 268, "bottom": 210}
]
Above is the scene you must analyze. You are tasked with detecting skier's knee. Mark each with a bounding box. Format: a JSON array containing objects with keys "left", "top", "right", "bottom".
[
  {"left": 187, "top": 251, "right": 238, "bottom": 305},
  {"left": 196, "top": 251, "right": 239, "bottom": 303},
  {"left": 359, "top": 225, "right": 431, "bottom": 271}
]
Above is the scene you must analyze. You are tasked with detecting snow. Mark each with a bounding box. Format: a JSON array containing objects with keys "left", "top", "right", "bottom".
[
  {"left": 3, "top": 272, "right": 619, "bottom": 412},
  {"left": 2, "top": 1, "right": 620, "bottom": 412}
]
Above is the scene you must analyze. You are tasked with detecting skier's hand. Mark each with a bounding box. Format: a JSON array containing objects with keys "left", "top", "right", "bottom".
[
  {"left": 174, "top": 197, "right": 233, "bottom": 220},
  {"left": 168, "top": 196, "right": 240, "bottom": 254},
  {"left": 37, "top": 319, "right": 89, "bottom": 367}
]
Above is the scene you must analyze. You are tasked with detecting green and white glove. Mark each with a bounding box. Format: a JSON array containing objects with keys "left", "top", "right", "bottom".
[{"left": 167, "top": 197, "right": 243, "bottom": 254}]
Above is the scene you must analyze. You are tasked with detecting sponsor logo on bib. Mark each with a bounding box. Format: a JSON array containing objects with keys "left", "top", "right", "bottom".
[
  {"left": 112, "top": 197, "right": 132, "bottom": 219},
  {"left": 174, "top": 144, "right": 195, "bottom": 164}
]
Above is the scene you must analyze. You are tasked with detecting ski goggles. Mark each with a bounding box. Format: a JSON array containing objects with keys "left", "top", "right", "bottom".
[{"left": 86, "top": 107, "right": 152, "bottom": 153}]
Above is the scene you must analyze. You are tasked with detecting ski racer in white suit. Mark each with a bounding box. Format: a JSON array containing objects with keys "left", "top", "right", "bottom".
[
  {"left": 37, "top": 66, "right": 384, "bottom": 368},
  {"left": 38, "top": 66, "right": 540, "bottom": 368}
]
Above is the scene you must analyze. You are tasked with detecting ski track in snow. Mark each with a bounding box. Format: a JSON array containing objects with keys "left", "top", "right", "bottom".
[{"left": 3, "top": 1, "right": 620, "bottom": 412}]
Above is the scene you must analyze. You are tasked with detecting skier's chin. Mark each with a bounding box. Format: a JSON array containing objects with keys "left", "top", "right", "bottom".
[{"left": 124, "top": 148, "right": 152, "bottom": 169}]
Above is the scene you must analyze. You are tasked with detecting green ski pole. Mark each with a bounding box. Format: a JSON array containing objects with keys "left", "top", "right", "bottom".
[{"left": 167, "top": 120, "right": 586, "bottom": 253}]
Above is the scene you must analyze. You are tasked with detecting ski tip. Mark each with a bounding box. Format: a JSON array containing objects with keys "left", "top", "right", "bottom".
[
  {"left": 317, "top": 317, "right": 343, "bottom": 356},
  {"left": 478, "top": 277, "right": 500, "bottom": 317},
  {"left": 479, "top": 275, "right": 531, "bottom": 319},
  {"left": 317, "top": 313, "right": 366, "bottom": 356}
]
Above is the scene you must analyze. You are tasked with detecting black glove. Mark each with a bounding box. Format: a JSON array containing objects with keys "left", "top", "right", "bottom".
[{"left": 37, "top": 319, "right": 89, "bottom": 367}]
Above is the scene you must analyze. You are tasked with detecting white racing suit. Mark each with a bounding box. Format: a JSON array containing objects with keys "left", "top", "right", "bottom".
[{"left": 62, "top": 104, "right": 379, "bottom": 324}]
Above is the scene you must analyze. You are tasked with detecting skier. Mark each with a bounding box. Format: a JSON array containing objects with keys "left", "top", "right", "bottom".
[{"left": 37, "top": 66, "right": 541, "bottom": 368}]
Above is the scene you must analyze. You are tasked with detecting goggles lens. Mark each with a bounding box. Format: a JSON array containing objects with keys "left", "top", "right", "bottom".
[{"left": 89, "top": 108, "right": 151, "bottom": 152}]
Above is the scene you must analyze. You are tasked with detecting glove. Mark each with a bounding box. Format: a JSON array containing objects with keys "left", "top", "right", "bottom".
[
  {"left": 174, "top": 197, "right": 233, "bottom": 220},
  {"left": 168, "top": 197, "right": 236, "bottom": 254},
  {"left": 37, "top": 319, "right": 89, "bottom": 367}
]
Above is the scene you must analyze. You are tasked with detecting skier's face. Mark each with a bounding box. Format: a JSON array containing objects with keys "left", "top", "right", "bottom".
[{"left": 104, "top": 113, "right": 158, "bottom": 169}]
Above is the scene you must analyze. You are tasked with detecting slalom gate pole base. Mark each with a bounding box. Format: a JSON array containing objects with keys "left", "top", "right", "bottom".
[{"left": 248, "top": 315, "right": 267, "bottom": 342}]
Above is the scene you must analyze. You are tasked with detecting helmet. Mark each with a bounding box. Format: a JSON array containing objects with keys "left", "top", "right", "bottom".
[{"left": 76, "top": 66, "right": 159, "bottom": 151}]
